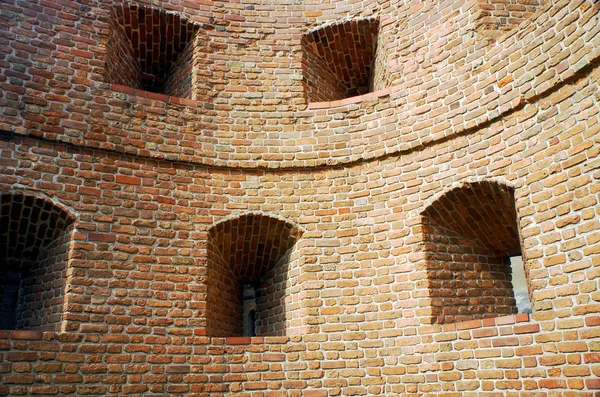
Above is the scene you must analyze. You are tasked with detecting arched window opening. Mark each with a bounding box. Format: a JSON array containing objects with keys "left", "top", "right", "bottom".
[
  {"left": 206, "top": 214, "right": 302, "bottom": 337},
  {"left": 421, "top": 181, "right": 529, "bottom": 324},
  {"left": 0, "top": 193, "right": 75, "bottom": 330}
]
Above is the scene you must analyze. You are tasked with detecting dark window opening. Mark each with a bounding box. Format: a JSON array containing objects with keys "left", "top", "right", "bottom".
[
  {"left": 243, "top": 284, "right": 258, "bottom": 337},
  {"left": 0, "top": 270, "right": 22, "bottom": 330}
]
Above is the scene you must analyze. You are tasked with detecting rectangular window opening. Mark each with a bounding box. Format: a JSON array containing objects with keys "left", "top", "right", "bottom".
[{"left": 509, "top": 255, "right": 531, "bottom": 314}]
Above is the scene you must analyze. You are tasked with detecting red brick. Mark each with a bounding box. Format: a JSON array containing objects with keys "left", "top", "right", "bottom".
[
  {"left": 225, "top": 337, "right": 252, "bottom": 345},
  {"left": 9, "top": 331, "right": 43, "bottom": 340},
  {"left": 472, "top": 328, "right": 498, "bottom": 339},
  {"left": 586, "top": 379, "right": 600, "bottom": 389},
  {"left": 492, "top": 337, "right": 519, "bottom": 347},
  {"left": 115, "top": 175, "right": 141, "bottom": 185},
  {"left": 514, "top": 324, "right": 540, "bottom": 334},
  {"left": 304, "top": 390, "right": 327, "bottom": 397},
  {"left": 456, "top": 319, "right": 482, "bottom": 330},
  {"left": 166, "top": 365, "right": 190, "bottom": 373},
  {"left": 88, "top": 233, "right": 116, "bottom": 243},
  {"left": 0, "top": 0, "right": 596, "bottom": 395}
]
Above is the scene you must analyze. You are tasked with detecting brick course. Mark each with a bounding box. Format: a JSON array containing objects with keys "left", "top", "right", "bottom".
[{"left": 0, "top": 0, "right": 599, "bottom": 395}]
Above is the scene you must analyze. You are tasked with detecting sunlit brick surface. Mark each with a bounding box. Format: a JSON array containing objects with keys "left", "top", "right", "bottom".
[
  {"left": 475, "top": 0, "right": 545, "bottom": 39},
  {"left": 0, "top": 0, "right": 599, "bottom": 395}
]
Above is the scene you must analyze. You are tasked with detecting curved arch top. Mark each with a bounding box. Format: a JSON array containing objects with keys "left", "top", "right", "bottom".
[
  {"left": 0, "top": 191, "right": 77, "bottom": 331},
  {"left": 421, "top": 180, "right": 519, "bottom": 256},
  {"left": 208, "top": 211, "right": 306, "bottom": 238},
  {"left": 205, "top": 212, "right": 305, "bottom": 337},
  {"left": 0, "top": 188, "right": 77, "bottom": 225}
]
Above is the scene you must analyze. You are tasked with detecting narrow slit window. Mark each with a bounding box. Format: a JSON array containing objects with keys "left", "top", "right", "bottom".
[{"left": 510, "top": 255, "right": 531, "bottom": 314}]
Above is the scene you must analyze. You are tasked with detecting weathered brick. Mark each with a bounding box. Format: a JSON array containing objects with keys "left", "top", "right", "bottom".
[{"left": 0, "top": 0, "right": 597, "bottom": 395}]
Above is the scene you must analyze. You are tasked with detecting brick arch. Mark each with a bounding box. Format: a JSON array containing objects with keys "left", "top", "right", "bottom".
[
  {"left": 0, "top": 192, "right": 76, "bottom": 330},
  {"left": 205, "top": 213, "right": 303, "bottom": 336},
  {"left": 419, "top": 181, "right": 522, "bottom": 324}
]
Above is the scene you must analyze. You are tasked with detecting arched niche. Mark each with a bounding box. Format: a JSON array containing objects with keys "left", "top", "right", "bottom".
[
  {"left": 205, "top": 213, "right": 303, "bottom": 337},
  {"left": 419, "top": 181, "right": 529, "bottom": 324},
  {"left": 0, "top": 193, "right": 75, "bottom": 330}
]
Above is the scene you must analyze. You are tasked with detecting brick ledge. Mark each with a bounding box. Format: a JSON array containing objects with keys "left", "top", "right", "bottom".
[
  {"left": 5, "top": 314, "right": 600, "bottom": 343},
  {"left": 307, "top": 87, "right": 394, "bottom": 110},
  {"left": 110, "top": 84, "right": 198, "bottom": 107},
  {"left": 442, "top": 313, "right": 530, "bottom": 332}
]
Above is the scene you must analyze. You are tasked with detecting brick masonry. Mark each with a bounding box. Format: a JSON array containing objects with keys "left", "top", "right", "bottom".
[
  {"left": 420, "top": 181, "right": 521, "bottom": 324},
  {"left": 0, "top": 193, "right": 75, "bottom": 331},
  {"left": 0, "top": 0, "right": 599, "bottom": 395},
  {"left": 302, "top": 18, "right": 380, "bottom": 102},
  {"left": 475, "top": 0, "right": 545, "bottom": 40},
  {"left": 105, "top": 2, "right": 200, "bottom": 95},
  {"left": 206, "top": 213, "right": 303, "bottom": 337}
]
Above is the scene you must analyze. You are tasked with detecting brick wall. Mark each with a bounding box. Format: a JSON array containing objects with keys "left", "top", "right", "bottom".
[
  {"left": 301, "top": 45, "right": 350, "bottom": 103},
  {"left": 105, "top": 2, "right": 199, "bottom": 96},
  {"left": 205, "top": 235, "right": 243, "bottom": 336},
  {"left": 162, "top": 37, "right": 196, "bottom": 98},
  {"left": 0, "top": 313, "right": 599, "bottom": 395},
  {"left": 104, "top": 5, "right": 142, "bottom": 90},
  {"left": 420, "top": 181, "right": 522, "bottom": 324},
  {"left": 475, "top": 0, "right": 545, "bottom": 39},
  {"left": 1, "top": 0, "right": 595, "bottom": 167},
  {"left": 0, "top": 0, "right": 599, "bottom": 394},
  {"left": 206, "top": 214, "right": 302, "bottom": 336},
  {"left": 422, "top": 223, "right": 517, "bottom": 323}
]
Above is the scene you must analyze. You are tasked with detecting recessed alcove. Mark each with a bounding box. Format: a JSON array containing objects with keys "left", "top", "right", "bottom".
[
  {"left": 0, "top": 193, "right": 75, "bottom": 331},
  {"left": 301, "top": 18, "right": 380, "bottom": 103},
  {"left": 420, "top": 181, "right": 530, "bottom": 324},
  {"left": 205, "top": 214, "right": 303, "bottom": 337},
  {"left": 105, "top": 2, "right": 199, "bottom": 97}
]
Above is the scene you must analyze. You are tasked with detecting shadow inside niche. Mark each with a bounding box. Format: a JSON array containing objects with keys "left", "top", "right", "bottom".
[
  {"left": 205, "top": 214, "right": 302, "bottom": 337},
  {"left": 420, "top": 181, "right": 524, "bottom": 325}
]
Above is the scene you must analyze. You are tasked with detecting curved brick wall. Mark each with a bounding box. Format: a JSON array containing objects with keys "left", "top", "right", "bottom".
[
  {"left": 0, "top": 0, "right": 596, "bottom": 169},
  {"left": 0, "top": 0, "right": 599, "bottom": 395}
]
